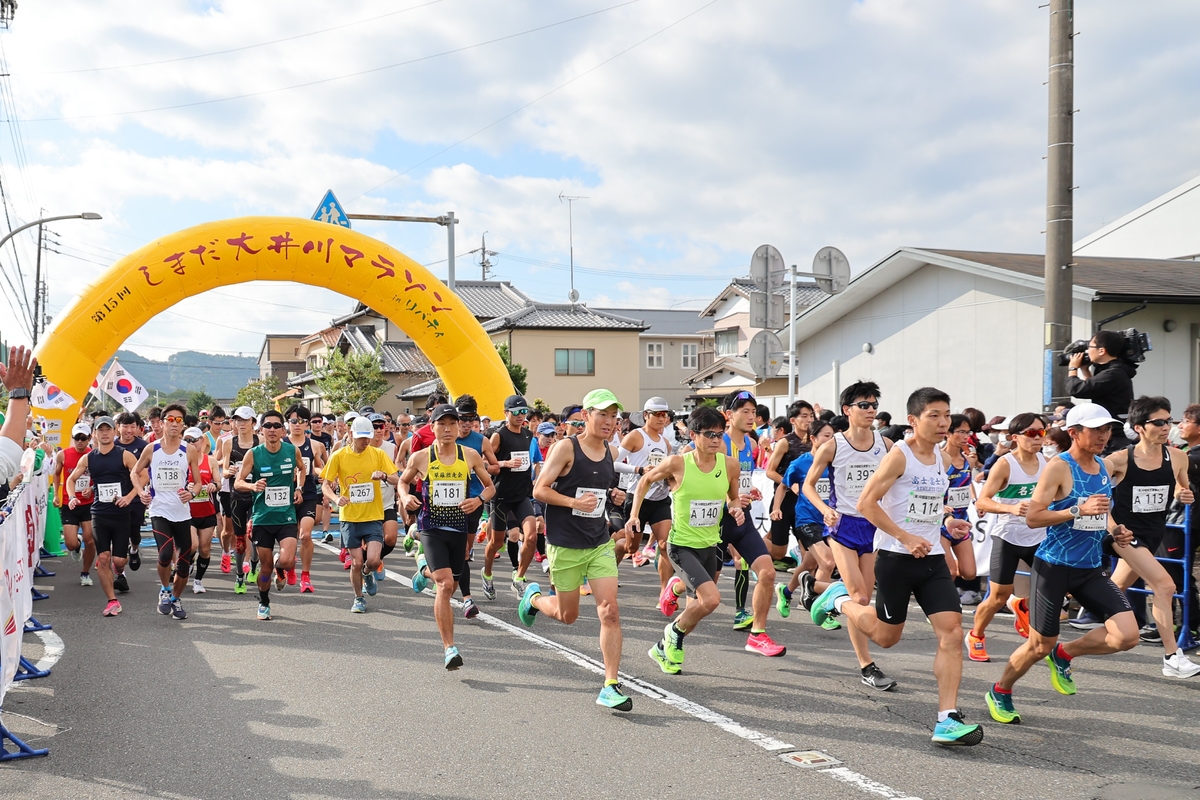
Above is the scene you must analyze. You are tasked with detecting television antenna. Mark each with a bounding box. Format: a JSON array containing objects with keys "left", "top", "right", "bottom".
[{"left": 558, "top": 191, "right": 588, "bottom": 303}]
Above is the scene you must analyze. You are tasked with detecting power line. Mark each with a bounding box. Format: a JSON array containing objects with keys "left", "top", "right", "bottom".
[{"left": 492, "top": 250, "right": 731, "bottom": 282}]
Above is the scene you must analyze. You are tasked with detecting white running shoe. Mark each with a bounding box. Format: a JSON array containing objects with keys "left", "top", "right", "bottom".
[
  {"left": 192, "top": 579, "right": 206, "bottom": 594},
  {"left": 80, "top": 574, "right": 93, "bottom": 587},
  {"left": 1163, "top": 651, "right": 1200, "bottom": 679}
]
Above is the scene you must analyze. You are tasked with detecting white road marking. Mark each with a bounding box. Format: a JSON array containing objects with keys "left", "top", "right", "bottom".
[
  {"left": 32, "top": 629, "right": 64, "bottom": 672},
  {"left": 822, "top": 766, "right": 923, "bottom": 800}
]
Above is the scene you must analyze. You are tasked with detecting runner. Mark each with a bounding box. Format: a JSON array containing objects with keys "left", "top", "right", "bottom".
[
  {"left": 619, "top": 398, "right": 674, "bottom": 587},
  {"left": 54, "top": 422, "right": 96, "bottom": 586},
  {"left": 220, "top": 406, "right": 259, "bottom": 594},
  {"left": 183, "top": 427, "right": 219, "bottom": 595},
  {"left": 764, "top": 401, "right": 814, "bottom": 563},
  {"left": 399, "top": 404, "right": 496, "bottom": 669},
  {"left": 131, "top": 403, "right": 204, "bottom": 620},
  {"left": 454, "top": 394, "right": 500, "bottom": 618},
  {"left": 309, "top": 413, "right": 335, "bottom": 542},
  {"left": 517, "top": 389, "right": 633, "bottom": 712},
  {"left": 368, "top": 413, "right": 400, "bottom": 582},
  {"left": 966, "top": 413, "right": 1048, "bottom": 661},
  {"left": 941, "top": 415, "right": 979, "bottom": 588},
  {"left": 1103, "top": 396, "right": 1200, "bottom": 677},
  {"left": 235, "top": 409, "right": 304, "bottom": 621},
  {"left": 146, "top": 407, "right": 163, "bottom": 443},
  {"left": 114, "top": 412, "right": 148, "bottom": 580},
  {"left": 285, "top": 404, "right": 326, "bottom": 593},
  {"left": 482, "top": 394, "right": 539, "bottom": 598},
  {"left": 803, "top": 381, "right": 897, "bottom": 690},
  {"left": 321, "top": 415, "right": 400, "bottom": 613},
  {"left": 809, "top": 387, "right": 984, "bottom": 746},
  {"left": 985, "top": 403, "right": 1140, "bottom": 725},
  {"left": 65, "top": 415, "right": 138, "bottom": 616}
]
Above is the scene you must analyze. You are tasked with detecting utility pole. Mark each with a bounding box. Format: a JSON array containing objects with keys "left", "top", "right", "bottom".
[
  {"left": 558, "top": 192, "right": 588, "bottom": 303},
  {"left": 32, "top": 221, "right": 42, "bottom": 347},
  {"left": 1043, "top": 0, "right": 1074, "bottom": 411},
  {"left": 469, "top": 232, "right": 498, "bottom": 280}
]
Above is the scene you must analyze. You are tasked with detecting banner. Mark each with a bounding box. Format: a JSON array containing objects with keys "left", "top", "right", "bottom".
[
  {"left": 102, "top": 359, "right": 147, "bottom": 412},
  {"left": 0, "top": 456, "right": 48, "bottom": 709}
]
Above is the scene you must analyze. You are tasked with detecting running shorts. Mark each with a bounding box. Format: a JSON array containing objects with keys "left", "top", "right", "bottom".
[
  {"left": 420, "top": 528, "right": 469, "bottom": 578},
  {"left": 218, "top": 490, "right": 233, "bottom": 516},
  {"left": 151, "top": 517, "right": 192, "bottom": 567},
  {"left": 344, "top": 520, "right": 384, "bottom": 549},
  {"left": 384, "top": 506, "right": 398, "bottom": 524},
  {"left": 190, "top": 514, "right": 218, "bottom": 531},
  {"left": 606, "top": 504, "right": 627, "bottom": 536},
  {"left": 252, "top": 523, "right": 298, "bottom": 550},
  {"left": 91, "top": 513, "right": 130, "bottom": 559},
  {"left": 1102, "top": 527, "right": 1165, "bottom": 559},
  {"left": 60, "top": 503, "right": 92, "bottom": 527},
  {"left": 828, "top": 514, "right": 876, "bottom": 557},
  {"left": 530, "top": 499, "right": 545, "bottom": 517},
  {"left": 666, "top": 543, "right": 721, "bottom": 595},
  {"left": 547, "top": 540, "right": 618, "bottom": 592},
  {"left": 492, "top": 498, "right": 535, "bottom": 531},
  {"left": 873, "top": 550, "right": 960, "bottom": 625},
  {"left": 128, "top": 503, "right": 146, "bottom": 551},
  {"left": 294, "top": 498, "right": 318, "bottom": 521},
  {"left": 231, "top": 495, "right": 254, "bottom": 537},
  {"left": 1028, "top": 556, "right": 1132, "bottom": 637},
  {"left": 632, "top": 496, "right": 672, "bottom": 528},
  {"left": 719, "top": 507, "right": 769, "bottom": 566},
  {"left": 769, "top": 492, "right": 796, "bottom": 546},
  {"left": 989, "top": 538, "right": 1039, "bottom": 586},
  {"left": 794, "top": 522, "right": 826, "bottom": 550}
]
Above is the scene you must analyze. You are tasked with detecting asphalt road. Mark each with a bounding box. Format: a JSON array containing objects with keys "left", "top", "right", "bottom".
[{"left": 4, "top": 540, "right": 1200, "bottom": 800}]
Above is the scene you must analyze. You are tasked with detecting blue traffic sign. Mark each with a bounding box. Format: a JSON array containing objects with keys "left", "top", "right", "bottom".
[{"left": 312, "top": 190, "right": 351, "bottom": 228}]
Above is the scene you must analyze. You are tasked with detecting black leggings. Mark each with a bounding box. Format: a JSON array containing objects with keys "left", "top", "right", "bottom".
[{"left": 152, "top": 517, "right": 194, "bottom": 575}]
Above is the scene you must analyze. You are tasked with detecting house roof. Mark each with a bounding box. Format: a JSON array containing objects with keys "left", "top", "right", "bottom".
[
  {"left": 683, "top": 354, "right": 754, "bottom": 385},
  {"left": 481, "top": 303, "right": 647, "bottom": 333},
  {"left": 340, "top": 325, "right": 435, "bottom": 374},
  {"left": 300, "top": 325, "right": 343, "bottom": 349},
  {"left": 593, "top": 308, "right": 710, "bottom": 336},
  {"left": 698, "top": 276, "right": 825, "bottom": 318},
  {"left": 397, "top": 377, "right": 445, "bottom": 400},
  {"left": 451, "top": 280, "right": 533, "bottom": 319}
]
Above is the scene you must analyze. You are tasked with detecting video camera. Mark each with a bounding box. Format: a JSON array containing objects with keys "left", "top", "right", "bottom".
[{"left": 1057, "top": 327, "right": 1152, "bottom": 367}]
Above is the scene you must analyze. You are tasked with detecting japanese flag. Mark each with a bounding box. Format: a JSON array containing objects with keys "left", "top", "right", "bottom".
[
  {"left": 31, "top": 380, "right": 77, "bottom": 410},
  {"left": 102, "top": 359, "right": 147, "bottom": 412}
]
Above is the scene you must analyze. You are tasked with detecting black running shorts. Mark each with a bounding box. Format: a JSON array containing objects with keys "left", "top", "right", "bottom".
[
  {"left": 492, "top": 498, "right": 535, "bottom": 531},
  {"left": 719, "top": 507, "right": 768, "bottom": 566},
  {"left": 1029, "top": 556, "right": 1132, "bottom": 638},
  {"left": 873, "top": 550, "right": 961, "bottom": 625},
  {"left": 91, "top": 512, "right": 130, "bottom": 559},
  {"left": 252, "top": 523, "right": 298, "bottom": 550},
  {"left": 294, "top": 498, "right": 318, "bottom": 521},
  {"left": 769, "top": 491, "right": 796, "bottom": 546},
  {"left": 667, "top": 543, "right": 721, "bottom": 595},
  {"left": 1102, "top": 527, "right": 1165, "bottom": 559},
  {"left": 190, "top": 514, "right": 218, "bottom": 531},
  {"left": 794, "top": 522, "right": 826, "bottom": 550},
  {"left": 989, "top": 538, "right": 1039, "bottom": 586},
  {"left": 60, "top": 503, "right": 92, "bottom": 527},
  {"left": 420, "top": 528, "right": 468, "bottom": 578}
]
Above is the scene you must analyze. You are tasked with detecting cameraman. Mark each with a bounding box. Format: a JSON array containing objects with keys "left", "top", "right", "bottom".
[{"left": 1066, "top": 329, "right": 1136, "bottom": 452}]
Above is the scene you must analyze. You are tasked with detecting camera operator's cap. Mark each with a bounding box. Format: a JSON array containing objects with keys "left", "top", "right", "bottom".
[
  {"left": 351, "top": 417, "right": 374, "bottom": 438},
  {"left": 504, "top": 394, "right": 529, "bottom": 411},
  {"left": 1065, "top": 403, "right": 1119, "bottom": 429},
  {"left": 232, "top": 406, "right": 255, "bottom": 421},
  {"left": 536, "top": 422, "right": 557, "bottom": 436},
  {"left": 93, "top": 415, "right": 115, "bottom": 430},
  {"left": 183, "top": 427, "right": 203, "bottom": 440},
  {"left": 71, "top": 422, "right": 92, "bottom": 437},
  {"left": 644, "top": 397, "right": 670, "bottom": 412},
  {"left": 583, "top": 388, "right": 623, "bottom": 411},
  {"left": 430, "top": 404, "right": 461, "bottom": 422}
]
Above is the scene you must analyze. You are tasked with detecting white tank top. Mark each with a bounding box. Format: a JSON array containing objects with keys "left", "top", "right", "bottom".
[
  {"left": 988, "top": 452, "right": 1047, "bottom": 547},
  {"left": 830, "top": 430, "right": 887, "bottom": 517},
  {"left": 149, "top": 442, "right": 192, "bottom": 523},
  {"left": 624, "top": 428, "right": 671, "bottom": 502},
  {"left": 878, "top": 440, "right": 948, "bottom": 555}
]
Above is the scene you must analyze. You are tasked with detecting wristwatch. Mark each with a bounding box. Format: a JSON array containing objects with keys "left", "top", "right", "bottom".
[
  {"left": 1069, "top": 504, "right": 1081, "bottom": 518},
  {"left": 8, "top": 387, "right": 30, "bottom": 401}
]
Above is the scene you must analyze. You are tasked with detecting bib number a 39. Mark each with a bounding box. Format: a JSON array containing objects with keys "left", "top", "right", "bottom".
[
  {"left": 97, "top": 483, "right": 121, "bottom": 504},
  {"left": 431, "top": 480, "right": 465, "bottom": 507},
  {"left": 572, "top": 487, "right": 606, "bottom": 518},
  {"left": 946, "top": 485, "right": 971, "bottom": 510},
  {"left": 844, "top": 464, "right": 876, "bottom": 497},
  {"left": 688, "top": 500, "right": 722, "bottom": 527},
  {"left": 905, "top": 490, "right": 943, "bottom": 525},
  {"left": 349, "top": 482, "right": 375, "bottom": 504},
  {"left": 264, "top": 485, "right": 291, "bottom": 507},
  {"left": 510, "top": 451, "right": 530, "bottom": 472},
  {"left": 1131, "top": 484, "right": 1169, "bottom": 514}
]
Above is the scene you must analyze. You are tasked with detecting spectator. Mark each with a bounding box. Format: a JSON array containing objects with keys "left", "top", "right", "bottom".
[
  {"left": 875, "top": 411, "right": 892, "bottom": 430},
  {"left": 0, "top": 346, "right": 35, "bottom": 483},
  {"left": 1066, "top": 329, "right": 1137, "bottom": 453}
]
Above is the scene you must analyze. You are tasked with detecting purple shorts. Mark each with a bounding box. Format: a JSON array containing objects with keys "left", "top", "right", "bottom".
[{"left": 828, "top": 514, "right": 876, "bottom": 557}]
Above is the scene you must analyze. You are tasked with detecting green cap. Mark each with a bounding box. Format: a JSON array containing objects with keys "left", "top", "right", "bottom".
[{"left": 582, "top": 388, "right": 623, "bottom": 411}]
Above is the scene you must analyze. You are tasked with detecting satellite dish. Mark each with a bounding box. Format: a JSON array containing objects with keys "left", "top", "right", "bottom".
[
  {"left": 748, "top": 330, "right": 784, "bottom": 378},
  {"left": 812, "top": 247, "right": 850, "bottom": 295},
  {"left": 568, "top": 288, "right": 580, "bottom": 303}
]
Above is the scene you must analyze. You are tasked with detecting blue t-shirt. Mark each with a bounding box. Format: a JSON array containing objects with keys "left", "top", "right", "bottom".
[
  {"left": 782, "top": 452, "right": 830, "bottom": 527},
  {"left": 456, "top": 430, "right": 486, "bottom": 498},
  {"left": 1037, "top": 452, "right": 1112, "bottom": 569}
]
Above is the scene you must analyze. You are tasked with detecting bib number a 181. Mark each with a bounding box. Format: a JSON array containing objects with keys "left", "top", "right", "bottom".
[{"left": 431, "top": 480, "right": 465, "bottom": 507}]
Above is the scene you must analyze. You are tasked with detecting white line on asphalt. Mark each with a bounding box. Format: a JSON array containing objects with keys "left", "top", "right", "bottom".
[
  {"left": 822, "top": 766, "right": 922, "bottom": 800},
  {"left": 32, "top": 629, "right": 64, "bottom": 672}
]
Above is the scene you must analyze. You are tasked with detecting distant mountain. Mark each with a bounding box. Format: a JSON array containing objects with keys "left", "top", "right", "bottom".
[{"left": 105, "top": 349, "right": 257, "bottom": 398}]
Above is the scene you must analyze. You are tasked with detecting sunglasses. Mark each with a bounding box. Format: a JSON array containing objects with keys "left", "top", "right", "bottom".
[
  {"left": 261, "top": 422, "right": 284, "bottom": 430},
  {"left": 565, "top": 420, "right": 586, "bottom": 428},
  {"left": 288, "top": 418, "right": 306, "bottom": 424},
  {"left": 645, "top": 410, "right": 670, "bottom": 418},
  {"left": 1019, "top": 428, "right": 1047, "bottom": 438},
  {"left": 696, "top": 430, "right": 724, "bottom": 440},
  {"left": 72, "top": 434, "right": 89, "bottom": 441},
  {"left": 184, "top": 437, "right": 199, "bottom": 443},
  {"left": 1144, "top": 418, "right": 1174, "bottom": 428},
  {"left": 508, "top": 408, "right": 530, "bottom": 415},
  {"left": 164, "top": 415, "right": 184, "bottom": 423},
  {"left": 849, "top": 401, "right": 879, "bottom": 411},
  {"left": 372, "top": 423, "right": 386, "bottom": 429}
]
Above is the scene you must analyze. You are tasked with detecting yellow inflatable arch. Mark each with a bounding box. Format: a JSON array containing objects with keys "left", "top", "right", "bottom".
[{"left": 33, "top": 216, "right": 512, "bottom": 440}]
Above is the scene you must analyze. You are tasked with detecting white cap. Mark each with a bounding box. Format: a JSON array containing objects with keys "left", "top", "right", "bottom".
[
  {"left": 1065, "top": 403, "right": 1118, "bottom": 429},
  {"left": 345, "top": 411, "right": 361, "bottom": 423},
  {"left": 71, "top": 422, "right": 92, "bottom": 438},
  {"left": 644, "top": 396, "right": 670, "bottom": 412},
  {"left": 351, "top": 417, "right": 373, "bottom": 438},
  {"left": 183, "top": 427, "right": 203, "bottom": 439},
  {"left": 232, "top": 405, "right": 255, "bottom": 420}
]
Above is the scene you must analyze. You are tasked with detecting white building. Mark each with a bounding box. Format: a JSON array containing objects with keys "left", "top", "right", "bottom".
[{"left": 1075, "top": 173, "right": 1200, "bottom": 260}]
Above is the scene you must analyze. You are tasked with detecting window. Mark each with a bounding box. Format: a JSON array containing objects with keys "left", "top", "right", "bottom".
[
  {"left": 681, "top": 342, "right": 698, "bottom": 370},
  {"left": 647, "top": 342, "right": 663, "bottom": 369},
  {"left": 555, "top": 348, "right": 595, "bottom": 376},
  {"left": 715, "top": 329, "right": 739, "bottom": 356}
]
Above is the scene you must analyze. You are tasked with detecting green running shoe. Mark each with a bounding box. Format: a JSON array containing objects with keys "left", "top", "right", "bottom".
[
  {"left": 518, "top": 582, "right": 542, "bottom": 627},
  {"left": 663, "top": 622, "right": 685, "bottom": 665},
  {"left": 1045, "top": 649, "right": 1077, "bottom": 695},
  {"left": 234, "top": 576, "right": 247, "bottom": 595},
  {"left": 402, "top": 533, "right": 416, "bottom": 554},
  {"left": 649, "top": 641, "right": 681, "bottom": 674},
  {"left": 820, "top": 616, "right": 842, "bottom": 631},
  {"left": 810, "top": 580, "right": 848, "bottom": 627},
  {"left": 412, "top": 557, "right": 429, "bottom": 593},
  {"left": 732, "top": 609, "right": 753, "bottom": 630},
  {"left": 985, "top": 689, "right": 1021, "bottom": 724},
  {"left": 596, "top": 683, "right": 632, "bottom": 712},
  {"left": 931, "top": 712, "right": 984, "bottom": 746},
  {"left": 247, "top": 566, "right": 259, "bottom": 584},
  {"left": 775, "top": 584, "right": 791, "bottom": 618}
]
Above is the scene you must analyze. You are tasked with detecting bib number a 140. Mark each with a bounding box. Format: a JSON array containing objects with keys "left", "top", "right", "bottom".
[{"left": 688, "top": 500, "right": 722, "bottom": 527}]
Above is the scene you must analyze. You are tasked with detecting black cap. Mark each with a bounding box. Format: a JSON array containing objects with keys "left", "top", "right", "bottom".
[
  {"left": 358, "top": 405, "right": 375, "bottom": 415},
  {"left": 430, "top": 404, "right": 461, "bottom": 422},
  {"left": 504, "top": 394, "right": 529, "bottom": 411}
]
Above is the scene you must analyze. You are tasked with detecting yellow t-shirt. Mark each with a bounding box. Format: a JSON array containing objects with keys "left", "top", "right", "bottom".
[{"left": 321, "top": 444, "right": 398, "bottom": 523}]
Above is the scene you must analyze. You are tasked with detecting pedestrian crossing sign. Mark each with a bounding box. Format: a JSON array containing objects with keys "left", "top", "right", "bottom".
[{"left": 312, "top": 190, "right": 351, "bottom": 228}]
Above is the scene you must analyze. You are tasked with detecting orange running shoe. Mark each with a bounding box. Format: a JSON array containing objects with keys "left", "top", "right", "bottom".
[
  {"left": 1007, "top": 595, "right": 1031, "bottom": 639},
  {"left": 965, "top": 630, "right": 989, "bottom": 662}
]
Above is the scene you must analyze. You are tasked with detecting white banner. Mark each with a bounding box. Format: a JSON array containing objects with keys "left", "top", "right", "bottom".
[
  {"left": 0, "top": 456, "right": 48, "bottom": 709},
  {"left": 102, "top": 359, "right": 147, "bottom": 412}
]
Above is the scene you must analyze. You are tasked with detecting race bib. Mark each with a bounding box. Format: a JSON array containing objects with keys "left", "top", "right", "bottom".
[
  {"left": 194, "top": 484, "right": 210, "bottom": 502},
  {"left": 302, "top": 457, "right": 312, "bottom": 477},
  {"left": 1131, "top": 484, "right": 1169, "bottom": 514},
  {"left": 647, "top": 451, "right": 665, "bottom": 468},
  {"left": 265, "top": 485, "right": 291, "bottom": 507},
  {"left": 844, "top": 463, "right": 876, "bottom": 497},
  {"left": 815, "top": 477, "right": 831, "bottom": 502},
  {"left": 738, "top": 471, "right": 753, "bottom": 494},
  {"left": 74, "top": 476, "right": 90, "bottom": 494},
  {"left": 510, "top": 451, "right": 531, "bottom": 472},
  {"left": 1074, "top": 513, "right": 1107, "bottom": 532},
  {"left": 156, "top": 466, "right": 183, "bottom": 492},
  {"left": 946, "top": 485, "right": 971, "bottom": 510},
  {"left": 618, "top": 472, "right": 633, "bottom": 490},
  {"left": 349, "top": 482, "right": 375, "bottom": 504},
  {"left": 431, "top": 480, "right": 465, "bottom": 507},
  {"left": 905, "top": 489, "right": 943, "bottom": 525},
  {"left": 688, "top": 499, "right": 722, "bottom": 527},
  {"left": 97, "top": 483, "right": 121, "bottom": 504},
  {"left": 572, "top": 487, "right": 606, "bottom": 518}
]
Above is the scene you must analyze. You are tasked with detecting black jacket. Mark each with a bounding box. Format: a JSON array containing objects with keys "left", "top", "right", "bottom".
[{"left": 1066, "top": 358, "right": 1137, "bottom": 421}]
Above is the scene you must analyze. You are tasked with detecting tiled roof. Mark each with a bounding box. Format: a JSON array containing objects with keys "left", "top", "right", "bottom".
[
  {"left": 397, "top": 377, "right": 445, "bottom": 399},
  {"left": 700, "top": 277, "right": 826, "bottom": 318},
  {"left": 301, "top": 325, "right": 343, "bottom": 348},
  {"left": 340, "top": 326, "right": 435, "bottom": 374},
  {"left": 593, "top": 308, "right": 710, "bottom": 336},
  {"left": 451, "top": 280, "right": 533, "bottom": 319},
  {"left": 482, "top": 303, "right": 648, "bottom": 332}
]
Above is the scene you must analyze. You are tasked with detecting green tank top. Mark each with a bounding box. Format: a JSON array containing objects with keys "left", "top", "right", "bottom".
[
  {"left": 250, "top": 441, "right": 299, "bottom": 526},
  {"left": 669, "top": 451, "right": 728, "bottom": 549}
]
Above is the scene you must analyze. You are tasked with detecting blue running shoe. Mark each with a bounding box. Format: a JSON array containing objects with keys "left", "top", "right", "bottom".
[
  {"left": 1045, "top": 648, "right": 1077, "bottom": 695},
  {"left": 732, "top": 609, "right": 753, "bottom": 630},
  {"left": 412, "top": 557, "right": 429, "bottom": 593},
  {"left": 157, "top": 593, "right": 172, "bottom": 616},
  {"left": 170, "top": 599, "right": 187, "bottom": 620},
  {"left": 596, "top": 683, "right": 633, "bottom": 712},
  {"left": 374, "top": 565, "right": 386, "bottom": 582},
  {"left": 931, "top": 712, "right": 984, "bottom": 746},
  {"left": 444, "top": 646, "right": 463, "bottom": 671},
  {"left": 810, "top": 580, "right": 848, "bottom": 627},
  {"left": 351, "top": 597, "right": 367, "bottom": 613},
  {"left": 257, "top": 604, "right": 271, "bottom": 621},
  {"left": 518, "top": 582, "right": 542, "bottom": 627},
  {"left": 363, "top": 567, "right": 378, "bottom": 597}
]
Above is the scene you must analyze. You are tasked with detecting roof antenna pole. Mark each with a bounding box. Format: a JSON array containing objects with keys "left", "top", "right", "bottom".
[{"left": 559, "top": 191, "right": 588, "bottom": 303}]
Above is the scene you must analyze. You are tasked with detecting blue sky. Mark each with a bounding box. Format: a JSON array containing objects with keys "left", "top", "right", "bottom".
[{"left": 1, "top": 0, "right": 1199, "bottom": 358}]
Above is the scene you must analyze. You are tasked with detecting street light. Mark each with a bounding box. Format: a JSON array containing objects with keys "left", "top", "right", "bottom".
[{"left": 0, "top": 212, "right": 103, "bottom": 345}]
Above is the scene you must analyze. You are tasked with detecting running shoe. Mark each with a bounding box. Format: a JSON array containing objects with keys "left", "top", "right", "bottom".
[
  {"left": 1163, "top": 651, "right": 1200, "bottom": 679},
  {"left": 322, "top": 532, "right": 333, "bottom": 544},
  {"left": 745, "top": 632, "right": 786, "bottom": 657},
  {"left": 157, "top": 593, "right": 173, "bottom": 616},
  {"left": 631, "top": 551, "right": 649, "bottom": 568},
  {"left": 339, "top": 547, "right": 349, "bottom": 565},
  {"left": 80, "top": 574, "right": 93, "bottom": 587},
  {"left": 533, "top": 551, "right": 546, "bottom": 563},
  {"left": 412, "top": 558, "right": 429, "bottom": 593},
  {"left": 69, "top": 546, "right": 82, "bottom": 562},
  {"left": 931, "top": 712, "right": 984, "bottom": 746},
  {"left": 351, "top": 596, "right": 367, "bottom": 613},
  {"left": 343, "top": 556, "right": 353, "bottom": 571},
  {"left": 965, "top": 630, "right": 989, "bottom": 662},
  {"left": 1007, "top": 595, "right": 1030, "bottom": 638},
  {"left": 663, "top": 622, "right": 685, "bottom": 665},
  {"left": 596, "top": 683, "right": 633, "bottom": 712},
  {"left": 810, "top": 580, "right": 848, "bottom": 627},
  {"left": 732, "top": 609, "right": 753, "bottom": 630},
  {"left": 796, "top": 569, "right": 817, "bottom": 611},
  {"left": 299, "top": 574, "right": 314, "bottom": 593},
  {"left": 512, "top": 575, "right": 528, "bottom": 595},
  {"left": 481, "top": 570, "right": 496, "bottom": 600},
  {"left": 641, "top": 543, "right": 657, "bottom": 560},
  {"left": 959, "top": 590, "right": 983, "bottom": 606},
  {"left": 1067, "top": 609, "right": 1103, "bottom": 630},
  {"left": 286, "top": 569, "right": 297, "bottom": 586},
  {"left": 445, "top": 645, "right": 464, "bottom": 671},
  {"left": 192, "top": 579, "right": 206, "bottom": 594},
  {"left": 220, "top": 553, "right": 232, "bottom": 573},
  {"left": 1044, "top": 648, "right": 1077, "bottom": 695},
  {"left": 234, "top": 576, "right": 247, "bottom": 594},
  {"left": 243, "top": 561, "right": 252, "bottom": 574},
  {"left": 113, "top": 573, "right": 129, "bottom": 593},
  {"left": 518, "top": 582, "right": 541, "bottom": 627},
  {"left": 820, "top": 617, "right": 842, "bottom": 631},
  {"left": 463, "top": 598, "right": 479, "bottom": 619},
  {"left": 402, "top": 532, "right": 416, "bottom": 554},
  {"left": 658, "top": 576, "right": 683, "bottom": 617},
  {"left": 374, "top": 565, "right": 385, "bottom": 583},
  {"left": 170, "top": 599, "right": 187, "bottom": 620},
  {"left": 775, "top": 583, "right": 791, "bottom": 618},
  {"left": 861, "top": 663, "right": 897, "bottom": 691},
  {"left": 247, "top": 565, "right": 260, "bottom": 584},
  {"left": 275, "top": 573, "right": 286, "bottom": 591},
  {"left": 1140, "top": 624, "right": 1162, "bottom": 644},
  {"left": 363, "top": 567, "right": 378, "bottom": 597},
  {"left": 541, "top": 559, "right": 550, "bottom": 574},
  {"left": 580, "top": 580, "right": 592, "bottom": 597},
  {"left": 103, "top": 599, "right": 122, "bottom": 617},
  {"left": 257, "top": 604, "right": 271, "bottom": 621},
  {"left": 985, "top": 689, "right": 1021, "bottom": 724},
  {"left": 649, "top": 640, "right": 681, "bottom": 674},
  {"left": 129, "top": 548, "right": 141, "bottom": 571}
]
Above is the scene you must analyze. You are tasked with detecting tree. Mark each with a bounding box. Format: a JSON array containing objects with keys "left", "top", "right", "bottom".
[
  {"left": 531, "top": 397, "right": 551, "bottom": 414},
  {"left": 188, "top": 389, "right": 215, "bottom": 416},
  {"left": 314, "top": 348, "right": 390, "bottom": 414},
  {"left": 233, "top": 376, "right": 281, "bottom": 413},
  {"left": 698, "top": 398, "right": 719, "bottom": 409},
  {"left": 497, "top": 342, "right": 527, "bottom": 396}
]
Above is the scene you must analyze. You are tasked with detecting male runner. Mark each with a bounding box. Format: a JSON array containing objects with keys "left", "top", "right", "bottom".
[
  {"left": 985, "top": 403, "right": 1140, "bottom": 725},
  {"left": 131, "top": 403, "right": 203, "bottom": 620},
  {"left": 454, "top": 394, "right": 500, "bottom": 618},
  {"left": 619, "top": 397, "right": 674, "bottom": 584},
  {"left": 483, "top": 394, "right": 539, "bottom": 598},
  {"left": 803, "top": 381, "right": 896, "bottom": 690},
  {"left": 810, "top": 387, "right": 984, "bottom": 746},
  {"left": 400, "top": 404, "right": 495, "bottom": 669},
  {"left": 205, "top": 405, "right": 235, "bottom": 569},
  {"left": 322, "top": 416, "right": 399, "bottom": 612},
  {"left": 221, "top": 406, "right": 259, "bottom": 593},
  {"left": 308, "top": 413, "right": 334, "bottom": 542},
  {"left": 183, "top": 427, "right": 219, "bottom": 594},
  {"left": 967, "top": 413, "right": 1048, "bottom": 660},
  {"left": 55, "top": 422, "right": 96, "bottom": 585},
  {"left": 764, "top": 400, "right": 814, "bottom": 562},
  {"left": 146, "top": 407, "right": 163, "bottom": 443},
  {"left": 285, "top": 404, "right": 326, "bottom": 592},
  {"left": 115, "top": 412, "right": 148, "bottom": 578},
  {"left": 235, "top": 409, "right": 303, "bottom": 621},
  {"left": 66, "top": 415, "right": 138, "bottom": 615},
  {"left": 518, "top": 389, "right": 633, "bottom": 711},
  {"left": 368, "top": 413, "right": 401, "bottom": 580},
  {"left": 1104, "top": 396, "right": 1200, "bottom": 677}
]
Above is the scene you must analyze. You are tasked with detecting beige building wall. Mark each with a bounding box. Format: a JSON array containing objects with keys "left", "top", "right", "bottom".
[
  {"left": 492, "top": 329, "right": 641, "bottom": 411},
  {"left": 640, "top": 335, "right": 704, "bottom": 411}
]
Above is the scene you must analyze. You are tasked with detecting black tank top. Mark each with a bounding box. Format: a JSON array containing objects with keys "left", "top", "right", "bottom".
[
  {"left": 116, "top": 436, "right": 147, "bottom": 508},
  {"left": 777, "top": 433, "right": 809, "bottom": 480},
  {"left": 89, "top": 445, "right": 133, "bottom": 518},
  {"left": 295, "top": 437, "right": 319, "bottom": 500},
  {"left": 230, "top": 435, "right": 260, "bottom": 499},
  {"left": 494, "top": 426, "right": 534, "bottom": 501},
  {"left": 1112, "top": 444, "right": 1174, "bottom": 536},
  {"left": 545, "top": 436, "right": 614, "bottom": 550}
]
